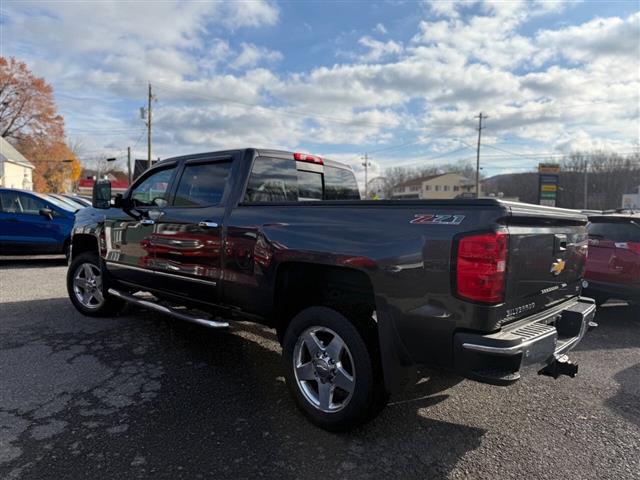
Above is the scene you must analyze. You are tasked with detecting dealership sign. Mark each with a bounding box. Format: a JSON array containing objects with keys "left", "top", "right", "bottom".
[{"left": 538, "top": 164, "right": 560, "bottom": 207}]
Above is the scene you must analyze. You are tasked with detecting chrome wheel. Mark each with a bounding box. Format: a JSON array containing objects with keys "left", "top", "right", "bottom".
[
  {"left": 73, "top": 262, "right": 104, "bottom": 310},
  {"left": 293, "top": 326, "right": 356, "bottom": 413}
]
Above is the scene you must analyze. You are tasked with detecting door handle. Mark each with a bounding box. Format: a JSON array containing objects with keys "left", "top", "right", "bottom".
[
  {"left": 140, "top": 218, "right": 155, "bottom": 225},
  {"left": 198, "top": 221, "right": 218, "bottom": 228}
]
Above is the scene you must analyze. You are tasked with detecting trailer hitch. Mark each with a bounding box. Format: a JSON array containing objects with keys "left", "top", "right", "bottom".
[{"left": 538, "top": 354, "right": 579, "bottom": 379}]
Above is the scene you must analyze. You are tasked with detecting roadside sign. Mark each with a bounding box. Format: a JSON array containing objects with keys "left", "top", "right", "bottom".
[{"left": 538, "top": 163, "right": 560, "bottom": 207}]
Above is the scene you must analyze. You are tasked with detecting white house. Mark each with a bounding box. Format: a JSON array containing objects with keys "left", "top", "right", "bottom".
[
  {"left": 391, "top": 173, "right": 480, "bottom": 199},
  {"left": 0, "top": 137, "right": 34, "bottom": 190}
]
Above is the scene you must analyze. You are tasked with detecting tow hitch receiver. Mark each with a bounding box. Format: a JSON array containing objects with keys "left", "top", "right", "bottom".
[{"left": 539, "top": 354, "right": 579, "bottom": 379}]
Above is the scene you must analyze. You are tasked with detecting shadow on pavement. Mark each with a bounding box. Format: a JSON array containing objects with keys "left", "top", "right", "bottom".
[
  {"left": 606, "top": 363, "right": 640, "bottom": 428},
  {"left": 1, "top": 296, "right": 484, "bottom": 479},
  {"left": 0, "top": 256, "right": 67, "bottom": 270}
]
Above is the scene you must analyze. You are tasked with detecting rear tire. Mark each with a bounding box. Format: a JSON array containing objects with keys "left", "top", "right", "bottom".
[
  {"left": 67, "top": 252, "right": 124, "bottom": 317},
  {"left": 282, "top": 306, "right": 387, "bottom": 432}
]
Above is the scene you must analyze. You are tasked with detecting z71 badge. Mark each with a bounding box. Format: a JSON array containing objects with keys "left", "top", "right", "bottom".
[{"left": 410, "top": 214, "right": 465, "bottom": 225}]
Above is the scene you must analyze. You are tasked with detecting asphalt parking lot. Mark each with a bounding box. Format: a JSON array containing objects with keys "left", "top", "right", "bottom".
[{"left": 1, "top": 257, "right": 639, "bottom": 480}]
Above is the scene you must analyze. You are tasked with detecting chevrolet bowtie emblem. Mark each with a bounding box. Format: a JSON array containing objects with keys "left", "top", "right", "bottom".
[{"left": 550, "top": 259, "right": 566, "bottom": 276}]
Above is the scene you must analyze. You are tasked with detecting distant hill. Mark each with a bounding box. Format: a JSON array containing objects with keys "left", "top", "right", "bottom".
[
  {"left": 483, "top": 172, "right": 538, "bottom": 204},
  {"left": 484, "top": 168, "right": 640, "bottom": 210}
]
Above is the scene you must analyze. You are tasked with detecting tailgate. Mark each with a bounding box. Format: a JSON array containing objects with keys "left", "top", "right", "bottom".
[{"left": 500, "top": 203, "right": 588, "bottom": 323}]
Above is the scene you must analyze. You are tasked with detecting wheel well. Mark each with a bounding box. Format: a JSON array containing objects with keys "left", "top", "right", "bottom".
[
  {"left": 274, "top": 262, "right": 377, "bottom": 343},
  {"left": 71, "top": 234, "right": 98, "bottom": 259}
]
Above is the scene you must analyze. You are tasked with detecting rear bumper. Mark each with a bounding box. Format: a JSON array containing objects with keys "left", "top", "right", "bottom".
[
  {"left": 582, "top": 279, "right": 640, "bottom": 304},
  {"left": 453, "top": 297, "right": 596, "bottom": 385}
]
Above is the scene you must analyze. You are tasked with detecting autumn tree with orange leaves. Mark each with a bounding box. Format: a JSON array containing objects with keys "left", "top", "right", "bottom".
[{"left": 0, "top": 56, "right": 81, "bottom": 192}]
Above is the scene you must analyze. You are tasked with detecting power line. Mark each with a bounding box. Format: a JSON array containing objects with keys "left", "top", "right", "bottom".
[{"left": 388, "top": 145, "right": 472, "bottom": 168}]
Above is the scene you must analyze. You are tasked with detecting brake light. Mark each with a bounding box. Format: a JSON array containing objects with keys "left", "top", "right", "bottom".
[
  {"left": 293, "top": 152, "right": 324, "bottom": 165},
  {"left": 616, "top": 242, "right": 640, "bottom": 254},
  {"left": 456, "top": 231, "right": 508, "bottom": 304}
]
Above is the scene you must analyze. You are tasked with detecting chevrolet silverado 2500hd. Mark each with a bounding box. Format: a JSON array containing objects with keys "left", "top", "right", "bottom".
[{"left": 67, "top": 148, "right": 596, "bottom": 431}]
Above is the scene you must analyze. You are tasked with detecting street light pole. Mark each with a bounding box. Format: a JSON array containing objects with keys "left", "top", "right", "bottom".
[{"left": 362, "top": 153, "right": 370, "bottom": 199}]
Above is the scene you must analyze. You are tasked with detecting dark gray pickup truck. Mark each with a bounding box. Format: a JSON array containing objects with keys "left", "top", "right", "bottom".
[{"left": 67, "top": 148, "right": 596, "bottom": 431}]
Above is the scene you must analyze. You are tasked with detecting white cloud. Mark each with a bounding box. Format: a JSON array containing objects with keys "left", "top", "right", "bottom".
[
  {"left": 357, "top": 36, "right": 403, "bottom": 62},
  {"left": 220, "top": 0, "right": 279, "bottom": 29},
  {"left": 374, "top": 23, "right": 388, "bottom": 34},
  {"left": 537, "top": 12, "right": 640, "bottom": 64},
  {"left": 230, "top": 43, "right": 283, "bottom": 70}
]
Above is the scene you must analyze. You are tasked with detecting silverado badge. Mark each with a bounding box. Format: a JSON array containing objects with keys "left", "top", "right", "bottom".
[{"left": 550, "top": 259, "right": 566, "bottom": 276}]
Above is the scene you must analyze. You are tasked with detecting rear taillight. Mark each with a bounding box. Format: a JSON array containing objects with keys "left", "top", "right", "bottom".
[
  {"left": 615, "top": 242, "right": 640, "bottom": 254},
  {"left": 456, "top": 231, "right": 508, "bottom": 304}
]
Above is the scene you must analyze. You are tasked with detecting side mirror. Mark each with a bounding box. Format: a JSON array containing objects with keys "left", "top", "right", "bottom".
[
  {"left": 93, "top": 180, "right": 112, "bottom": 209},
  {"left": 39, "top": 207, "right": 54, "bottom": 220}
]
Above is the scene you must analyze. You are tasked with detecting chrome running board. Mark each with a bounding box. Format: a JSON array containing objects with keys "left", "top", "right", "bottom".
[{"left": 107, "top": 288, "right": 229, "bottom": 329}]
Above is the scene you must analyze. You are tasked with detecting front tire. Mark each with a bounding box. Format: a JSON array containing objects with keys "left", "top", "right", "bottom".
[
  {"left": 67, "top": 252, "right": 124, "bottom": 317},
  {"left": 282, "top": 306, "right": 387, "bottom": 431}
]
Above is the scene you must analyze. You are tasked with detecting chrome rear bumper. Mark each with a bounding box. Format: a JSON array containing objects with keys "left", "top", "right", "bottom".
[{"left": 453, "top": 297, "right": 596, "bottom": 385}]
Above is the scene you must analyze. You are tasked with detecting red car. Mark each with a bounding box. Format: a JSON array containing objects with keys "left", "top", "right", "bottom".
[{"left": 583, "top": 211, "right": 640, "bottom": 307}]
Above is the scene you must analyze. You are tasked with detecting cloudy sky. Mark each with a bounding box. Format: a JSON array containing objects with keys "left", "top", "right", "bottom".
[{"left": 2, "top": 0, "right": 639, "bottom": 182}]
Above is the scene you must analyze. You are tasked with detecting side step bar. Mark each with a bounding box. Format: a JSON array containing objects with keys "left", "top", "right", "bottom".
[{"left": 108, "top": 288, "right": 229, "bottom": 329}]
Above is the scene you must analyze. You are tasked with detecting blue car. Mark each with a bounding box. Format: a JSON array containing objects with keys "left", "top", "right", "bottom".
[{"left": 0, "top": 188, "right": 77, "bottom": 258}]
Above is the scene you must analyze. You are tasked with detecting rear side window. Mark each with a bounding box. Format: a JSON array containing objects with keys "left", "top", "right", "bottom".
[
  {"left": 245, "top": 157, "right": 297, "bottom": 202},
  {"left": 0, "top": 191, "right": 19, "bottom": 213},
  {"left": 589, "top": 221, "right": 640, "bottom": 242},
  {"left": 174, "top": 161, "right": 231, "bottom": 207},
  {"left": 297, "top": 170, "right": 323, "bottom": 201},
  {"left": 324, "top": 166, "right": 360, "bottom": 200}
]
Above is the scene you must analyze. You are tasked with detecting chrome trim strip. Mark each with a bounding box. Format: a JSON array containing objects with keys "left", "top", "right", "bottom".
[
  {"left": 106, "top": 262, "right": 149, "bottom": 274},
  {"left": 108, "top": 288, "right": 228, "bottom": 328},
  {"left": 154, "top": 269, "right": 217, "bottom": 286},
  {"left": 105, "top": 261, "right": 217, "bottom": 286}
]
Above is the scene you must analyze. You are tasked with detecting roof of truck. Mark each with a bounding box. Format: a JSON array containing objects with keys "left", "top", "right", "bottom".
[{"left": 156, "top": 148, "right": 354, "bottom": 171}]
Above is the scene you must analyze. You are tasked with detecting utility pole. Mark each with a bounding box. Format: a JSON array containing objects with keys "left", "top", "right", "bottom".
[
  {"left": 127, "top": 146, "right": 132, "bottom": 184},
  {"left": 362, "top": 153, "right": 370, "bottom": 199},
  {"left": 583, "top": 159, "right": 588, "bottom": 210},
  {"left": 147, "top": 82, "right": 153, "bottom": 169},
  {"left": 475, "top": 112, "right": 488, "bottom": 199}
]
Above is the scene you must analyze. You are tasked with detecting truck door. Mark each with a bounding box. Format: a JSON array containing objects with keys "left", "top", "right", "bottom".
[
  {"left": 148, "top": 157, "right": 232, "bottom": 304},
  {"left": 104, "top": 164, "right": 177, "bottom": 287}
]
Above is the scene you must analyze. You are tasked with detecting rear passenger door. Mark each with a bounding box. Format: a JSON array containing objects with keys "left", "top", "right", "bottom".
[{"left": 149, "top": 156, "right": 233, "bottom": 304}]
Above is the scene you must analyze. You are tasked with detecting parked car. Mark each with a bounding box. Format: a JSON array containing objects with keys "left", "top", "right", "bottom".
[
  {"left": 0, "top": 188, "right": 76, "bottom": 258},
  {"left": 66, "top": 148, "right": 595, "bottom": 431},
  {"left": 583, "top": 211, "right": 640, "bottom": 307},
  {"left": 62, "top": 194, "right": 92, "bottom": 208},
  {"left": 48, "top": 193, "right": 87, "bottom": 210},
  {"left": 47, "top": 193, "right": 83, "bottom": 210}
]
